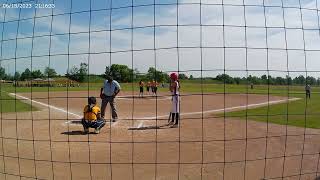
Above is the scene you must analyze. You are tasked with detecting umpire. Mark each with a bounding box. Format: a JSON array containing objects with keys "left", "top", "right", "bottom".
[{"left": 100, "top": 76, "right": 121, "bottom": 122}]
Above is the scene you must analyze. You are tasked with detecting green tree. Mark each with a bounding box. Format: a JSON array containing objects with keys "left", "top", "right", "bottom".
[
  {"left": 0, "top": 67, "right": 5, "bottom": 80},
  {"left": 234, "top": 77, "right": 241, "bottom": 85},
  {"left": 293, "top": 75, "right": 305, "bottom": 85},
  {"left": 66, "top": 63, "right": 88, "bottom": 82},
  {"left": 78, "top": 63, "right": 88, "bottom": 82},
  {"left": 31, "top": 70, "right": 44, "bottom": 79},
  {"left": 14, "top": 72, "right": 21, "bottom": 81},
  {"left": 275, "top": 77, "right": 286, "bottom": 85},
  {"left": 286, "top": 75, "right": 292, "bottom": 85},
  {"left": 216, "top": 74, "right": 234, "bottom": 84},
  {"left": 261, "top": 75, "right": 268, "bottom": 84},
  {"left": 178, "top": 73, "right": 188, "bottom": 80},
  {"left": 66, "top": 66, "right": 79, "bottom": 81},
  {"left": 20, "top": 68, "right": 32, "bottom": 81},
  {"left": 105, "top": 64, "right": 134, "bottom": 82},
  {"left": 146, "top": 67, "right": 168, "bottom": 82},
  {"left": 247, "top": 75, "right": 261, "bottom": 84},
  {"left": 306, "top": 76, "right": 316, "bottom": 85},
  {"left": 268, "top": 75, "right": 275, "bottom": 85},
  {"left": 3, "top": 74, "right": 13, "bottom": 81},
  {"left": 44, "top": 67, "right": 57, "bottom": 78}
]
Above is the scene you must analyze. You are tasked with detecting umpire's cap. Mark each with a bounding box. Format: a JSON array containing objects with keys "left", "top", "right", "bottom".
[{"left": 88, "top": 96, "right": 97, "bottom": 105}]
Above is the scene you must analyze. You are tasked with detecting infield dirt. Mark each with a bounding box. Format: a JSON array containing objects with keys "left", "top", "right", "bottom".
[{"left": 0, "top": 91, "right": 319, "bottom": 180}]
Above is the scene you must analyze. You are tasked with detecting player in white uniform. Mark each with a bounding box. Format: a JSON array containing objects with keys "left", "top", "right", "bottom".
[{"left": 169, "top": 73, "right": 180, "bottom": 128}]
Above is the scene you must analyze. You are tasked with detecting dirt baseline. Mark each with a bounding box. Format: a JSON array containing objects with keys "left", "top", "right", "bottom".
[{"left": 0, "top": 91, "right": 319, "bottom": 180}]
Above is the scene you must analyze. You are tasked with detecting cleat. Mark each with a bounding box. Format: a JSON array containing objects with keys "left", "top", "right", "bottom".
[
  {"left": 170, "top": 124, "right": 178, "bottom": 128},
  {"left": 94, "top": 128, "right": 100, "bottom": 134},
  {"left": 84, "top": 128, "right": 89, "bottom": 134},
  {"left": 167, "top": 121, "right": 174, "bottom": 126}
]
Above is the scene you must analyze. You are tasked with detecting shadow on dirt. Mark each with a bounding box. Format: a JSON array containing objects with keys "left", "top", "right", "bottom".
[
  {"left": 128, "top": 126, "right": 162, "bottom": 130},
  {"left": 61, "top": 131, "right": 96, "bottom": 135}
]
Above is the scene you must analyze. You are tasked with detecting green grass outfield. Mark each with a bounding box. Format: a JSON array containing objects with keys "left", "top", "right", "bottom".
[
  {"left": 221, "top": 94, "right": 320, "bottom": 129},
  {"left": 0, "top": 90, "right": 38, "bottom": 113},
  {"left": 2, "top": 81, "right": 317, "bottom": 94},
  {"left": 1, "top": 82, "right": 319, "bottom": 129}
]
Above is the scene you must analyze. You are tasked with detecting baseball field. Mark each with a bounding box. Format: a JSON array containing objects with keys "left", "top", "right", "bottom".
[{"left": 1, "top": 82, "right": 319, "bottom": 180}]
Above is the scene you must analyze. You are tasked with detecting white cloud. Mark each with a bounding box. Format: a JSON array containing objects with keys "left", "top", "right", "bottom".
[{"left": 4, "top": 1, "right": 320, "bottom": 78}]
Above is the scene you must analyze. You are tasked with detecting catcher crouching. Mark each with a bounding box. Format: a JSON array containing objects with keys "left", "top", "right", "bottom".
[{"left": 82, "top": 96, "right": 106, "bottom": 134}]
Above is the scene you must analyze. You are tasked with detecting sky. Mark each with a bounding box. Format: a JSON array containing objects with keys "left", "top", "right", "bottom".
[{"left": 0, "top": 0, "right": 320, "bottom": 78}]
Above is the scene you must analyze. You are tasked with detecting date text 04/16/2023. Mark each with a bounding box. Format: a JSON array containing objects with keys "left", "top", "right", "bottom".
[{"left": 2, "top": 3, "right": 55, "bottom": 9}]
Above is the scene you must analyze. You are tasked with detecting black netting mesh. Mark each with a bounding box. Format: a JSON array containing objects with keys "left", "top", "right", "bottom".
[{"left": 0, "top": 0, "right": 320, "bottom": 179}]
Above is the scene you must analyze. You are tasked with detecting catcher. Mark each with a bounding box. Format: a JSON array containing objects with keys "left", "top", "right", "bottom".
[{"left": 82, "top": 96, "right": 106, "bottom": 134}]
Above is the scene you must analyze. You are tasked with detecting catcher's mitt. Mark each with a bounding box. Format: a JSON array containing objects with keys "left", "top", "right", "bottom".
[{"left": 100, "top": 93, "right": 106, "bottom": 99}]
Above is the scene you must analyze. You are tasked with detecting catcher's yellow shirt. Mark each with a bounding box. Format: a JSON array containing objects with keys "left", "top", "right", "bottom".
[{"left": 83, "top": 105, "right": 100, "bottom": 121}]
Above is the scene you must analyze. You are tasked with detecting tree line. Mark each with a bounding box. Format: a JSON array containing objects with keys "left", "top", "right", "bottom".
[
  {"left": 1, "top": 63, "right": 319, "bottom": 86},
  {"left": 0, "top": 63, "right": 171, "bottom": 83},
  {"left": 215, "top": 74, "right": 320, "bottom": 86},
  {"left": 93, "top": 63, "right": 190, "bottom": 83},
  {"left": 66, "top": 63, "right": 171, "bottom": 83},
  {"left": 0, "top": 66, "right": 57, "bottom": 81}
]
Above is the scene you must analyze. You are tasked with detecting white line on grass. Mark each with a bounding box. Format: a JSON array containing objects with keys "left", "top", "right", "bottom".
[
  {"left": 10, "top": 93, "right": 300, "bottom": 129},
  {"left": 10, "top": 93, "right": 122, "bottom": 127},
  {"left": 10, "top": 93, "right": 82, "bottom": 118},
  {"left": 135, "top": 97, "right": 301, "bottom": 120},
  {"left": 9, "top": 93, "right": 117, "bottom": 126},
  {"left": 128, "top": 97, "right": 301, "bottom": 129}
]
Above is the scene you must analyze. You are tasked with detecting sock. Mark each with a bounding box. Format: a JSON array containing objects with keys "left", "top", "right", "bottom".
[
  {"left": 171, "top": 113, "right": 175, "bottom": 123},
  {"left": 175, "top": 113, "right": 179, "bottom": 125}
]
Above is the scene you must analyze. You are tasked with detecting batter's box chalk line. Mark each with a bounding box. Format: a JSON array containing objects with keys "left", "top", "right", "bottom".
[{"left": 9, "top": 93, "right": 300, "bottom": 129}]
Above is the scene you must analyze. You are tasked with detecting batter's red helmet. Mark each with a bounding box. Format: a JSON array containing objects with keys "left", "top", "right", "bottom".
[{"left": 170, "top": 73, "right": 178, "bottom": 80}]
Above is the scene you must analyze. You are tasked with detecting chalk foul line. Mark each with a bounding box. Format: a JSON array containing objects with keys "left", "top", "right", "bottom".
[
  {"left": 9, "top": 93, "right": 82, "bottom": 118},
  {"left": 9, "top": 93, "right": 300, "bottom": 128},
  {"left": 129, "top": 97, "right": 301, "bottom": 129},
  {"left": 9, "top": 93, "right": 121, "bottom": 127},
  {"left": 135, "top": 97, "right": 301, "bottom": 120}
]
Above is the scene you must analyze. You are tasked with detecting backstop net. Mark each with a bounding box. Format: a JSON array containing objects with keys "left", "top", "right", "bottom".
[{"left": 0, "top": 0, "right": 320, "bottom": 179}]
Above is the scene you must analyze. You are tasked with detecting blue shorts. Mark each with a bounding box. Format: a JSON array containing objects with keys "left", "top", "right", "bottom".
[{"left": 81, "top": 118, "right": 106, "bottom": 129}]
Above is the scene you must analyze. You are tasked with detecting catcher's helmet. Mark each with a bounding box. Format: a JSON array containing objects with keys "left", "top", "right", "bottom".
[
  {"left": 88, "top": 96, "right": 97, "bottom": 105},
  {"left": 170, "top": 72, "right": 178, "bottom": 80}
]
